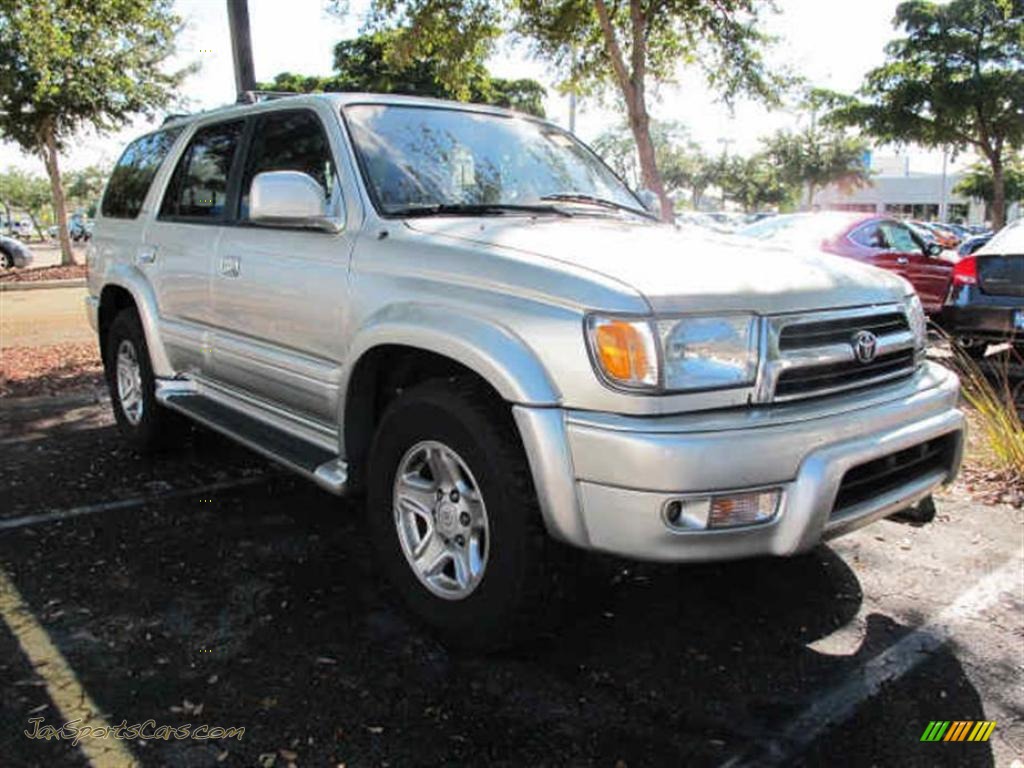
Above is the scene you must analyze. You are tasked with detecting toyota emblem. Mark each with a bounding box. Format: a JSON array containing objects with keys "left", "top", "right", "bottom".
[{"left": 852, "top": 330, "right": 878, "bottom": 363}]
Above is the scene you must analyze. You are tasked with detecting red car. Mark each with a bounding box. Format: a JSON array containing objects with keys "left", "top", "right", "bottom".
[{"left": 739, "top": 213, "right": 954, "bottom": 314}]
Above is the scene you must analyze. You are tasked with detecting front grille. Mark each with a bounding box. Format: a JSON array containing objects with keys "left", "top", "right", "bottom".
[
  {"left": 779, "top": 312, "right": 909, "bottom": 351},
  {"left": 775, "top": 349, "right": 916, "bottom": 398},
  {"left": 762, "top": 305, "right": 919, "bottom": 403},
  {"left": 832, "top": 433, "right": 957, "bottom": 515}
]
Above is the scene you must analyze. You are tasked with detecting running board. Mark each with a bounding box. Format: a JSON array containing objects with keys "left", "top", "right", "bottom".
[{"left": 157, "top": 389, "right": 347, "bottom": 495}]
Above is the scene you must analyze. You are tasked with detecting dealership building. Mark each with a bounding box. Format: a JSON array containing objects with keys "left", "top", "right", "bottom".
[{"left": 813, "top": 153, "right": 1019, "bottom": 226}]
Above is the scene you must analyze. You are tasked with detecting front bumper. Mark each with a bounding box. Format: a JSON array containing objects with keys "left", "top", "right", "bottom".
[{"left": 514, "top": 362, "right": 964, "bottom": 562}]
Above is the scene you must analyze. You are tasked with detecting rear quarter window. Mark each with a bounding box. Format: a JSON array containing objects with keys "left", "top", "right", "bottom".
[{"left": 101, "top": 128, "right": 183, "bottom": 219}]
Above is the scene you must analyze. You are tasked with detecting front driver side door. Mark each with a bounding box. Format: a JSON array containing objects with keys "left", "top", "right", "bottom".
[{"left": 209, "top": 107, "right": 356, "bottom": 425}]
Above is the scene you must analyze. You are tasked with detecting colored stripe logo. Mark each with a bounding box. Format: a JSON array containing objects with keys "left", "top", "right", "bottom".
[{"left": 921, "top": 721, "right": 996, "bottom": 742}]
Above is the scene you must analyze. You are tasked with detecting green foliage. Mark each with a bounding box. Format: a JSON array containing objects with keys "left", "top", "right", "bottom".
[
  {"left": 259, "top": 31, "right": 547, "bottom": 117},
  {"left": 719, "top": 154, "right": 795, "bottom": 212},
  {"left": 0, "top": 168, "right": 54, "bottom": 236},
  {"left": 761, "top": 127, "right": 871, "bottom": 204},
  {"left": 64, "top": 164, "right": 111, "bottom": 217},
  {"left": 0, "top": 0, "right": 191, "bottom": 151},
  {"left": 593, "top": 121, "right": 726, "bottom": 206},
  {"left": 514, "top": 0, "right": 786, "bottom": 104},
  {"left": 824, "top": 0, "right": 1023, "bottom": 225},
  {"left": 954, "top": 154, "right": 1024, "bottom": 204}
]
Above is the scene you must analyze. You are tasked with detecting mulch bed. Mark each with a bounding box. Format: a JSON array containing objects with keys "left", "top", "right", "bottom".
[
  {"left": 0, "top": 342, "right": 104, "bottom": 398},
  {"left": 0, "top": 264, "right": 87, "bottom": 282}
]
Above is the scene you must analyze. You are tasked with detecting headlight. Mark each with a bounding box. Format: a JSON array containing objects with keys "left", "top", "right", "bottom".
[
  {"left": 585, "top": 316, "right": 659, "bottom": 389},
  {"left": 586, "top": 313, "right": 760, "bottom": 392},
  {"left": 904, "top": 294, "right": 927, "bottom": 353},
  {"left": 658, "top": 314, "right": 759, "bottom": 391}
]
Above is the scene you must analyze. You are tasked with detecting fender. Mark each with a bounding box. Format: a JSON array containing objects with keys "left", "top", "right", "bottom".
[
  {"left": 100, "top": 263, "right": 175, "bottom": 378},
  {"left": 340, "top": 303, "right": 561, "bottom": 417}
]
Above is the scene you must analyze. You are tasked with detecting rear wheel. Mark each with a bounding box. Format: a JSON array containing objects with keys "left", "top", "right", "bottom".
[
  {"left": 104, "top": 308, "right": 179, "bottom": 452},
  {"left": 366, "top": 378, "right": 556, "bottom": 649}
]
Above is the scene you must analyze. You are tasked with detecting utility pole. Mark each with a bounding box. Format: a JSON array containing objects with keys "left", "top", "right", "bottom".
[
  {"left": 568, "top": 46, "right": 577, "bottom": 133},
  {"left": 227, "top": 0, "right": 256, "bottom": 100},
  {"left": 939, "top": 147, "right": 949, "bottom": 222}
]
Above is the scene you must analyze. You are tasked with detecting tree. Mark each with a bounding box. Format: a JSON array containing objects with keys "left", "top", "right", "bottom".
[
  {"left": 954, "top": 153, "right": 1024, "bottom": 221},
  {"left": 65, "top": 165, "right": 111, "bottom": 219},
  {"left": 762, "top": 127, "right": 870, "bottom": 207},
  {"left": 0, "top": 168, "right": 54, "bottom": 239},
  {"left": 259, "top": 31, "right": 547, "bottom": 117},
  {"left": 593, "top": 120, "right": 724, "bottom": 209},
  {"left": 340, "top": 0, "right": 786, "bottom": 222},
  {"left": 0, "top": 0, "right": 190, "bottom": 264},
  {"left": 824, "top": 0, "right": 1023, "bottom": 229},
  {"left": 719, "top": 154, "right": 794, "bottom": 212}
]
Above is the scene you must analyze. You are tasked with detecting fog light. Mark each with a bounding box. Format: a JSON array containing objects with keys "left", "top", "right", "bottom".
[{"left": 707, "top": 490, "right": 781, "bottom": 529}]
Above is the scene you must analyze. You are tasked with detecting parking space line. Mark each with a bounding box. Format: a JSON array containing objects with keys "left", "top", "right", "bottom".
[
  {"left": 0, "top": 475, "right": 272, "bottom": 532},
  {"left": 0, "top": 566, "right": 138, "bottom": 767},
  {"left": 722, "top": 557, "right": 1021, "bottom": 767}
]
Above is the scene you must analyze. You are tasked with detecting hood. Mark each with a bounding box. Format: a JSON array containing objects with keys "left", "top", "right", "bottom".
[{"left": 405, "top": 216, "right": 909, "bottom": 314}]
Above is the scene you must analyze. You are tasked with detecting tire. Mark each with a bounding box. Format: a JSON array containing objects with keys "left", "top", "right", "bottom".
[
  {"left": 104, "top": 308, "right": 179, "bottom": 452},
  {"left": 366, "top": 377, "right": 557, "bottom": 650}
]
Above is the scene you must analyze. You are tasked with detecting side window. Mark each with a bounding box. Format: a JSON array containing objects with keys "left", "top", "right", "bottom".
[
  {"left": 160, "top": 121, "right": 244, "bottom": 221},
  {"left": 239, "top": 110, "right": 336, "bottom": 219},
  {"left": 851, "top": 223, "right": 888, "bottom": 249},
  {"left": 101, "top": 128, "right": 182, "bottom": 219},
  {"left": 881, "top": 221, "right": 922, "bottom": 253}
]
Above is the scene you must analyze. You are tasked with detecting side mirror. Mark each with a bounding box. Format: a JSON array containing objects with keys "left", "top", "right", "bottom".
[
  {"left": 926, "top": 241, "right": 943, "bottom": 257},
  {"left": 249, "top": 171, "right": 342, "bottom": 233},
  {"left": 636, "top": 188, "right": 662, "bottom": 217}
]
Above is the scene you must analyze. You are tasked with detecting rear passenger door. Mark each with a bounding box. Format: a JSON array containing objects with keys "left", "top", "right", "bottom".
[
  {"left": 209, "top": 107, "right": 355, "bottom": 424},
  {"left": 144, "top": 119, "right": 246, "bottom": 376}
]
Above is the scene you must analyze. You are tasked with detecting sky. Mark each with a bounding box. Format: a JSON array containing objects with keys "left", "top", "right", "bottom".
[{"left": 0, "top": 0, "right": 971, "bottom": 176}]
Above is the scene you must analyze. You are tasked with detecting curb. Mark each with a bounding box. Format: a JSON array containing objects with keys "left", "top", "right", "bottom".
[
  {"left": 0, "top": 388, "right": 108, "bottom": 413},
  {"left": 0, "top": 278, "right": 86, "bottom": 292}
]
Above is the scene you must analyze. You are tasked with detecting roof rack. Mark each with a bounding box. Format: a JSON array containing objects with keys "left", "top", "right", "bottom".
[{"left": 236, "top": 90, "right": 302, "bottom": 104}]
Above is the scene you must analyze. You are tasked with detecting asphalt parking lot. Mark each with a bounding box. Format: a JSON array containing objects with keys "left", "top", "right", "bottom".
[{"left": 0, "top": 396, "right": 1021, "bottom": 768}]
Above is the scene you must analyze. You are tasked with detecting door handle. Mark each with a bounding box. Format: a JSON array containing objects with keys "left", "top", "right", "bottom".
[
  {"left": 136, "top": 246, "right": 157, "bottom": 265},
  {"left": 219, "top": 255, "right": 241, "bottom": 277},
  {"left": 896, "top": 256, "right": 909, "bottom": 265}
]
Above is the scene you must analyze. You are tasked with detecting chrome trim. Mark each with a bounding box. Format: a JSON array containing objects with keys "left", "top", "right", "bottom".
[{"left": 756, "top": 303, "right": 917, "bottom": 404}]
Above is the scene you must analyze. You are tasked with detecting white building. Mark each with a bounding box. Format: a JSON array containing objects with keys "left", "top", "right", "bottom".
[{"left": 813, "top": 153, "right": 1019, "bottom": 226}]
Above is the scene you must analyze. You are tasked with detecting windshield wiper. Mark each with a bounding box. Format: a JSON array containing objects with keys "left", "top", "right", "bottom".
[
  {"left": 389, "top": 203, "right": 571, "bottom": 218},
  {"left": 539, "top": 193, "right": 654, "bottom": 218}
]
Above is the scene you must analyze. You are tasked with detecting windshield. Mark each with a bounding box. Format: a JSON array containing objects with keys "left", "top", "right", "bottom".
[
  {"left": 739, "top": 213, "right": 861, "bottom": 246},
  {"left": 343, "top": 104, "right": 643, "bottom": 216}
]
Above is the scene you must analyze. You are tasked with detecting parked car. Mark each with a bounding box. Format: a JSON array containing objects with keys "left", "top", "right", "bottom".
[
  {"left": 939, "top": 219, "right": 1024, "bottom": 356},
  {"left": 87, "top": 94, "right": 964, "bottom": 647},
  {"left": 912, "top": 221, "right": 959, "bottom": 250},
  {"left": 0, "top": 234, "right": 33, "bottom": 268},
  {"left": 738, "top": 212, "right": 955, "bottom": 314},
  {"left": 958, "top": 233, "right": 993, "bottom": 257}
]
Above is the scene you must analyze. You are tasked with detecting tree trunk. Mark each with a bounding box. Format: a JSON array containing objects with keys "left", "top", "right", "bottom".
[
  {"left": 990, "top": 154, "right": 1005, "bottom": 230},
  {"left": 39, "top": 125, "right": 74, "bottom": 266},
  {"left": 593, "top": 0, "right": 672, "bottom": 223},
  {"left": 627, "top": 106, "right": 672, "bottom": 221}
]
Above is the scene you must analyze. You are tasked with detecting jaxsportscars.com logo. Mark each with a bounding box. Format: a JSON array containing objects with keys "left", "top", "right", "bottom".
[{"left": 920, "top": 721, "right": 997, "bottom": 742}]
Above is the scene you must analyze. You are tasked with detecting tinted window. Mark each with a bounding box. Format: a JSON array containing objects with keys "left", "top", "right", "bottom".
[
  {"left": 851, "top": 222, "right": 887, "bottom": 248},
  {"left": 101, "top": 129, "right": 182, "bottom": 219},
  {"left": 880, "top": 221, "right": 922, "bottom": 253},
  {"left": 161, "top": 121, "right": 244, "bottom": 220},
  {"left": 240, "top": 110, "right": 336, "bottom": 219}
]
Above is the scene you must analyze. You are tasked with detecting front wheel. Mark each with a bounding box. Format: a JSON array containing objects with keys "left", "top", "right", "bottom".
[
  {"left": 104, "top": 308, "right": 179, "bottom": 452},
  {"left": 366, "top": 378, "right": 556, "bottom": 649}
]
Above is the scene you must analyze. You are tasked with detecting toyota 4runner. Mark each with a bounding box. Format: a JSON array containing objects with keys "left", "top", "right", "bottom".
[{"left": 87, "top": 93, "right": 965, "bottom": 647}]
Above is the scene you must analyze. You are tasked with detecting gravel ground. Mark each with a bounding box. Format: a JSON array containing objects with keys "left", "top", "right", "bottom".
[{"left": 0, "top": 401, "right": 1020, "bottom": 768}]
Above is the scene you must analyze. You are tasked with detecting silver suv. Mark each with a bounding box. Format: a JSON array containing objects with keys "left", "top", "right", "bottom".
[{"left": 87, "top": 93, "right": 964, "bottom": 647}]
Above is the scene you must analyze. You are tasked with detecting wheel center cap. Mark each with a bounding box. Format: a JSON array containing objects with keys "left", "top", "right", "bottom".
[{"left": 437, "top": 503, "right": 458, "bottom": 534}]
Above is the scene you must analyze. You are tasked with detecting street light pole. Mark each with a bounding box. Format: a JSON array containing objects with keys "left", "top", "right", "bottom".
[{"left": 227, "top": 0, "right": 256, "bottom": 101}]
